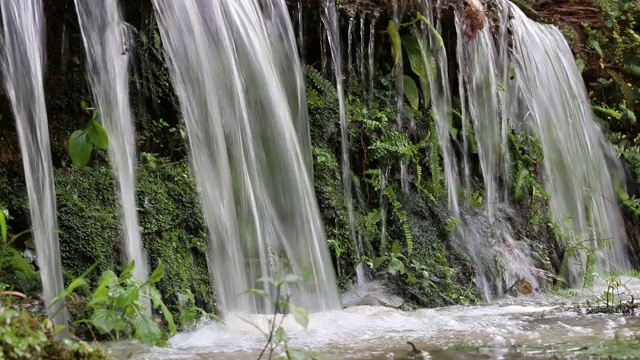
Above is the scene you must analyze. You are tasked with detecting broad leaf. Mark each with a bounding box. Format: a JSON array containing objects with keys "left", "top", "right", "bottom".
[
  {"left": 403, "top": 75, "right": 420, "bottom": 110},
  {"left": 149, "top": 286, "right": 177, "bottom": 335},
  {"left": 387, "top": 21, "right": 402, "bottom": 65},
  {"left": 402, "top": 34, "right": 431, "bottom": 106},
  {"left": 388, "top": 257, "right": 406, "bottom": 275},
  {"left": 391, "top": 241, "right": 402, "bottom": 255},
  {"left": 115, "top": 286, "right": 140, "bottom": 309},
  {"left": 133, "top": 313, "right": 162, "bottom": 346},
  {"left": 87, "top": 120, "right": 109, "bottom": 150},
  {"left": 147, "top": 262, "right": 165, "bottom": 284},
  {"left": 91, "top": 308, "right": 123, "bottom": 334},
  {"left": 68, "top": 130, "right": 93, "bottom": 167},
  {"left": 372, "top": 256, "right": 388, "bottom": 268},
  {"left": 416, "top": 13, "right": 444, "bottom": 47},
  {"left": 289, "top": 305, "right": 309, "bottom": 329}
]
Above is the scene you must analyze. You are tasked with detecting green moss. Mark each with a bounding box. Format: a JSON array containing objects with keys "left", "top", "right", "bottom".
[
  {"left": 0, "top": 306, "right": 109, "bottom": 360},
  {"left": 0, "top": 157, "right": 214, "bottom": 316},
  {"left": 0, "top": 245, "right": 40, "bottom": 295}
]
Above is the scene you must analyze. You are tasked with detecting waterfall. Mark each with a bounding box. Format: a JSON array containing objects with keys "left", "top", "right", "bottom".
[
  {"left": 367, "top": 16, "right": 377, "bottom": 108},
  {"left": 74, "top": 0, "right": 149, "bottom": 288},
  {"left": 507, "top": 1, "right": 629, "bottom": 283},
  {"left": 152, "top": 0, "right": 340, "bottom": 315},
  {"left": 296, "top": 0, "right": 305, "bottom": 63},
  {"left": 358, "top": 12, "right": 366, "bottom": 85},
  {"left": 347, "top": 17, "right": 355, "bottom": 84},
  {"left": 322, "top": 0, "right": 366, "bottom": 286},
  {"left": 264, "top": 0, "right": 313, "bottom": 178},
  {"left": 0, "top": 0, "right": 68, "bottom": 327},
  {"left": 417, "top": 0, "right": 460, "bottom": 217},
  {"left": 394, "top": 0, "right": 410, "bottom": 194}
]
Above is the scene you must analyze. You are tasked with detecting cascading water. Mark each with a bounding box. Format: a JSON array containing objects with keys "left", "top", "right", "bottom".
[
  {"left": 322, "top": 0, "right": 366, "bottom": 286},
  {"left": 0, "top": 0, "right": 68, "bottom": 327},
  {"left": 152, "top": 0, "right": 340, "bottom": 315},
  {"left": 393, "top": 0, "right": 410, "bottom": 194},
  {"left": 506, "top": 1, "right": 629, "bottom": 283},
  {"left": 264, "top": 0, "right": 313, "bottom": 177},
  {"left": 74, "top": 0, "right": 149, "bottom": 287},
  {"left": 296, "top": 0, "right": 304, "bottom": 62},
  {"left": 367, "top": 15, "right": 378, "bottom": 107},
  {"left": 347, "top": 17, "right": 355, "bottom": 83},
  {"left": 417, "top": 0, "right": 630, "bottom": 298},
  {"left": 417, "top": 0, "right": 460, "bottom": 217},
  {"left": 358, "top": 13, "right": 366, "bottom": 85}
]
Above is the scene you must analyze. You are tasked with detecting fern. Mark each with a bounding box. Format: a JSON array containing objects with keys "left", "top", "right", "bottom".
[
  {"left": 305, "top": 65, "right": 337, "bottom": 99},
  {"left": 608, "top": 69, "right": 636, "bottom": 107},
  {"left": 623, "top": 63, "right": 640, "bottom": 78}
]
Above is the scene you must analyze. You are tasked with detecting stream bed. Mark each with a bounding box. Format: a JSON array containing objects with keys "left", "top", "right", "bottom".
[{"left": 107, "top": 281, "right": 640, "bottom": 359}]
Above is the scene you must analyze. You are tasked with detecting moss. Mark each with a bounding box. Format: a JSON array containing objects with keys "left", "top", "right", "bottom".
[
  {"left": 0, "top": 306, "right": 109, "bottom": 360},
  {"left": 0, "top": 157, "right": 214, "bottom": 316},
  {"left": 0, "top": 246, "right": 41, "bottom": 295}
]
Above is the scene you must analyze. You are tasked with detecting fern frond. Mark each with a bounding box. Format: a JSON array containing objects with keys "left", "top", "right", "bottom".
[
  {"left": 623, "top": 64, "right": 640, "bottom": 78},
  {"left": 608, "top": 69, "right": 636, "bottom": 107}
]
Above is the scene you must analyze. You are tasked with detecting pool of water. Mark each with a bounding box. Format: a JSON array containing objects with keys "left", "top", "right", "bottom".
[{"left": 106, "top": 280, "right": 640, "bottom": 359}]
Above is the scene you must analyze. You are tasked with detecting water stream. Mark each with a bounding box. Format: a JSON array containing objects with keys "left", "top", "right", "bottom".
[
  {"left": 0, "top": 0, "right": 68, "bottom": 328},
  {"left": 74, "top": 0, "right": 149, "bottom": 287},
  {"left": 107, "top": 279, "right": 640, "bottom": 360},
  {"left": 152, "top": 0, "right": 340, "bottom": 315},
  {"left": 322, "top": 0, "right": 366, "bottom": 286}
]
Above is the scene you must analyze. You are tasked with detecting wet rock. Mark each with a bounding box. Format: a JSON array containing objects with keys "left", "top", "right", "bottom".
[{"left": 341, "top": 280, "right": 405, "bottom": 308}]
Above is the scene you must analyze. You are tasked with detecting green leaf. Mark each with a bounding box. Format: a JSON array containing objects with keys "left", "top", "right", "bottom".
[
  {"left": 372, "top": 256, "right": 388, "bottom": 268},
  {"left": 87, "top": 120, "right": 109, "bottom": 150},
  {"left": 91, "top": 271, "right": 117, "bottom": 305},
  {"left": 133, "top": 313, "right": 163, "bottom": 346},
  {"left": 391, "top": 241, "right": 402, "bottom": 255},
  {"left": 387, "top": 21, "right": 402, "bottom": 65},
  {"left": 91, "top": 308, "right": 123, "bottom": 334},
  {"left": 403, "top": 75, "right": 419, "bottom": 110},
  {"left": 149, "top": 286, "right": 177, "bottom": 335},
  {"left": 257, "top": 276, "right": 276, "bottom": 285},
  {"left": 115, "top": 286, "right": 140, "bottom": 309},
  {"left": 80, "top": 100, "right": 89, "bottom": 111},
  {"left": 68, "top": 129, "right": 93, "bottom": 167},
  {"left": 416, "top": 13, "right": 444, "bottom": 47},
  {"left": 388, "top": 257, "right": 406, "bottom": 275},
  {"left": 121, "top": 261, "right": 136, "bottom": 280},
  {"left": 289, "top": 305, "right": 309, "bottom": 329},
  {"left": 402, "top": 34, "right": 431, "bottom": 106},
  {"left": 0, "top": 209, "right": 6, "bottom": 242},
  {"left": 147, "top": 262, "right": 165, "bottom": 284}
]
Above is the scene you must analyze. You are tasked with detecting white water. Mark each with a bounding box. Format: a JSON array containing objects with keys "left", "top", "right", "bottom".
[
  {"left": 347, "top": 17, "right": 355, "bottom": 83},
  {"left": 408, "top": 0, "right": 633, "bottom": 299},
  {"left": 107, "top": 278, "right": 640, "bottom": 360},
  {"left": 322, "top": 0, "right": 366, "bottom": 286},
  {"left": 74, "top": 0, "right": 149, "bottom": 287},
  {"left": 507, "top": 2, "right": 629, "bottom": 283},
  {"left": 358, "top": 12, "right": 366, "bottom": 85},
  {"left": 152, "top": 0, "right": 340, "bottom": 315},
  {"left": 367, "top": 15, "right": 378, "bottom": 108},
  {"left": 394, "top": 0, "right": 410, "bottom": 194},
  {"left": 0, "top": 0, "right": 68, "bottom": 328}
]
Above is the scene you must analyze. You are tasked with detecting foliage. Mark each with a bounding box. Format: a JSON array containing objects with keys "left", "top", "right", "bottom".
[
  {"left": 74, "top": 261, "right": 177, "bottom": 346},
  {"left": 0, "top": 288, "right": 109, "bottom": 360},
  {"left": 244, "top": 275, "right": 317, "bottom": 360},
  {"left": 0, "top": 157, "right": 214, "bottom": 318},
  {"left": 0, "top": 211, "right": 40, "bottom": 295},
  {"left": 68, "top": 102, "right": 109, "bottom": 168}
]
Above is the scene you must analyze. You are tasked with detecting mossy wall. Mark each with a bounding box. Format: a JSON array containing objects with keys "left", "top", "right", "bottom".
[{"left": 0, "top": 158, "right": 214, "bottom": 313}]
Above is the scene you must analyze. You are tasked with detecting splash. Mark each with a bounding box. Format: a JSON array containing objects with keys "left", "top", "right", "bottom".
[
  {"left": 0, "top": 0, "right": 68, "bottom": 327},
  {"left": 152, "top": 0, "right": 340, "bottom": 315}
]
